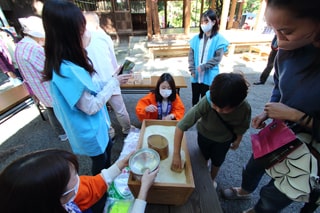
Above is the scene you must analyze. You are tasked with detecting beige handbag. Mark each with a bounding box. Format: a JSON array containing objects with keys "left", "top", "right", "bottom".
[{"left": 266, "top": 141, "right": 318, "bottom": 202}]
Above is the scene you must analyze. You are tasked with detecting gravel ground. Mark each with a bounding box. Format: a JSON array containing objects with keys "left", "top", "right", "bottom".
[{"left": 0, "top": 37, "right": 317, "bottom": 213}]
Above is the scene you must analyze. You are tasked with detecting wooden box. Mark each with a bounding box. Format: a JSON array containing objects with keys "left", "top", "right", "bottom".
[{"left": 128, "top": 119, "right": 195, "bottom": 205}]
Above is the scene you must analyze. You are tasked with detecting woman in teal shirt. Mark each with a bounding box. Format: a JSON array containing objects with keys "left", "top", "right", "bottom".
[{"left": 188, "top": 9, "right": 229, "bottom": 106}]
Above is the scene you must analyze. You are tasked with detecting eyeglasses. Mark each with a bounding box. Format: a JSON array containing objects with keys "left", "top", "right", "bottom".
[{"left": 62, "top": 175, "right": 79, "bottom": 197}]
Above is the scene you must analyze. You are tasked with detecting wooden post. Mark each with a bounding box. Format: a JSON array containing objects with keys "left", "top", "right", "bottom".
[
  {"left": 237, "top": 0, "right": 244, "bottom": 22},
  {"left": 211, "top": 0, "right": 216, "bottom": 10},
  {"left": 220, "top": 0, "right": 230, "bottom": 31},
  {"left": 253, "top": 0, "right": 266, "bottom": 31},
  {"left": 146, "top": 0, "right": 160, "bottom": 40},
  {"left": 146, "top": 0, "right": 153, "bottom": 40},
  {"left": 227, "top": 0, "right": 237, "bottom": 29},
  {"left": 183, "top": 0, "right": 191, "bottom": 35},
  {"left": 200, "top": 0, "right": 204, "bottom": 17},
  {"left": 151, "top": 0, "right": 160, "bottom": 35}
]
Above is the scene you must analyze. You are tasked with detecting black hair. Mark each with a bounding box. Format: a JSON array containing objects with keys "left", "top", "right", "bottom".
[
  {"left": 42, "top": 0, "right": 94, "bottom": 81},
  {"left": 0, "top": 149, "right": 79, "bottom": 213},
  {"left": 210, "top": 72, "right": 249, "bottom": 108},
  {"left": 154, "top": 73, "right": 177, "bottom": 102},
  {"left": 199, "top": 9, "right": 220, "bottom": 39},
  {"left": 267, "top": 0, "right": 320, "bottom": 44}
]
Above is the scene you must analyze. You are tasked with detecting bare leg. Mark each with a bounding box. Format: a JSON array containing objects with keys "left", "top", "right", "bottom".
[{"left": 210, "top": 165, "right": 219, "bottom": 180}]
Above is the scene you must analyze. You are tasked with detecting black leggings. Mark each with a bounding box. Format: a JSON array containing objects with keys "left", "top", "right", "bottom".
[
  {"left": 191, "top": 83, "right": 209, "bottom": 106},
  {"left": 90, "top": 140, "right": 113, "bottom": 213},
  {"left": 90, "top": 139, "right": 113, "bottom": 175}
]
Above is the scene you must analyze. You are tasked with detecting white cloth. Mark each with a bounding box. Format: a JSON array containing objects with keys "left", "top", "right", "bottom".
[
  {"left": 18, "top": 16, "right": 45, "bottom": 38},
  {"left": 76, "top": 78, "right": 119, "bottom": 115},
  {"left": 101, "top": 164, "right": 121, "bottom": 184},
  {"left": 87, "top": 29, "right": 121, "bottom": 95},
  {"left": 130, "top": 199, "right": 147, "bottom": 213},
  {"left": 86, "top": 28, "right": 131, "bottom": 132},
  {"left": 198, "top": 36, "right": 213, "bottom": 83}
]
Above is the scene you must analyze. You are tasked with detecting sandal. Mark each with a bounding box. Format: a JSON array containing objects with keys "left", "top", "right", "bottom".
[{"left": 221, "top": 187, "right": 251, "bottom": 200}]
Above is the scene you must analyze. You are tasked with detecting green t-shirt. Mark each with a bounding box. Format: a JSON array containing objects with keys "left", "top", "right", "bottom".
[{"left": 177, "top": 95, "right": 251, "bottom": 142}]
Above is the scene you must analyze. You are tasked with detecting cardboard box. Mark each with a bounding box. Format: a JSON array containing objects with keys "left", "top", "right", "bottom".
[{"left": 128, "top": 119, "right": 195, "bottom": 205}]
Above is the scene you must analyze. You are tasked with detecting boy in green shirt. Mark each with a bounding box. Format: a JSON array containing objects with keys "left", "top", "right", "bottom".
[{"left": 171, "top": 72, "right": 251, "bottom": 186}]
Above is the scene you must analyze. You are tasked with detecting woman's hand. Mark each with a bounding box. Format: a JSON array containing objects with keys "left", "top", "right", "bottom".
[
  {"left": 252, "top": 112, "right": 268, "bottom": 129},
  {"left": 264, "top": 102, "right": 301, "bottom": 121},
  {"left": 116, "top": 74, "right": 132, "bottom": 85},
  {"left": 114, "top": 66, "right": 122, "bottom": 76},
  {"left": 145, "top": 104, "right": 157, "bottom": 112}
]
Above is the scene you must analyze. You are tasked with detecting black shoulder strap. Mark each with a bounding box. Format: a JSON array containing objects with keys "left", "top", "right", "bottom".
[{"left": 214, "top": 110, "right": 236, "bottom": 137}]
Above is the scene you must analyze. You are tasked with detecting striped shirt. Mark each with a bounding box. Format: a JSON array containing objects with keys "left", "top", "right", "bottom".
[
  {"left": 0, "top": 38, "right": 15, "bottom": 73},
  {"left": 15, "top": 36, "right": 52, "bottom": 107}
]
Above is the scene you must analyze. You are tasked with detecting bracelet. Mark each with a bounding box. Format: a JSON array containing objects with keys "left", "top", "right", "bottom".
[
  {"left": 297, "top": 113, "right": 308, "bottom": 124},
  {"left": 297, "top": 113, "right": 312, "bottom": 126}
]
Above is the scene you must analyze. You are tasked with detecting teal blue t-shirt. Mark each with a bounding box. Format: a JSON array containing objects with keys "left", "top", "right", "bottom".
[{"left": 51, "top": 60, "right": 109, "bottom": 156}]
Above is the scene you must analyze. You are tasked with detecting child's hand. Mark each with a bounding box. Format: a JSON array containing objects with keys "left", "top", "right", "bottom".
[
  {"left": 116, "top": 151, "right": 134, "bottom": 170},
  {"left": 145, "top": 104, "right": 157, "bottom": 112},
  {"left": 230, "top": 141, "right": 240, "bottom": 150},
  {"left": 137, "top": 168, "right": 159, "bottom": 200},
  {"left": 162, "top": 115, "right": 172, "bottom": 120},
  {"left": 171, "top": 154, "right": 184, "bottom": 173},
  {"left": 141, "top": 168, "right": 158, "bottom": 189}
]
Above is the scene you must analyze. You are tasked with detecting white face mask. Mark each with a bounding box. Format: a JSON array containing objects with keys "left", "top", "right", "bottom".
[
  {"left": 160, "top": 89, "right": 172, "bottom": 98},
  {"left": 201, "top": 21, "right": 214, "bottom": 33},
  {"left": 63, "top": 175, "right": 80, "bottom": 205},
  {"left": 82, "top": 29, "right": 91, "bottom": 48}
]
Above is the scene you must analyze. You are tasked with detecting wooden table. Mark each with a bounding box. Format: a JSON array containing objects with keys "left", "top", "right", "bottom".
[
  {"left": 146, "top": 34, "right": 190, "bottom": 59},
  {"left": 220, "top": 30, "right": 273, "bottom": 55},
  {"left": 0, "top": 84, "right": 32, "bottom": 122},
  {"left": 120, "top": 75, "right": 187, "bottom": 94},
  {"left": 242, "top": 45, "right": 270, "bottom": 61},
  {"left": 144, "top": 131, "right": 223, "bottom": 213}
]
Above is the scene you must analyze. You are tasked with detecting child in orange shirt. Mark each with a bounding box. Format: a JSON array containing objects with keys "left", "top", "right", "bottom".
[{"left": 135, "top": 73, "right": 185, "bottom": 121}]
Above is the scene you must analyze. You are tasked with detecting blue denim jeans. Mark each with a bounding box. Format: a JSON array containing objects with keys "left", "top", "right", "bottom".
[
  {"left": 243, "top": 155, "right": 320, "bottom": 213},
  {"left": 255, "top": 180, "right": 293, "bottom": 213}
]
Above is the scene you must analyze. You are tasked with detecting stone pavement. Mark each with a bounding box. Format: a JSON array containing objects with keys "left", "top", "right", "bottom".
[{"left": 0, "top": 36, "right": 316, "bottom": 213}]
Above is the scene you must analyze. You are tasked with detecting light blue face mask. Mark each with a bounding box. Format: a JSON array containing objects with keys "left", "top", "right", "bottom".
[{"left": 201, "top": 21, "right": 213, "bottom": 33}]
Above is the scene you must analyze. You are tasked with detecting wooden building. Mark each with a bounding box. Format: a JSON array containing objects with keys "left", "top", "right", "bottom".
[{"left": 1, "top": 0, "right": 267, "bottom": 41}]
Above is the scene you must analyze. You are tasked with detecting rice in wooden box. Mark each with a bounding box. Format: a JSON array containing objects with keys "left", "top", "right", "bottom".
[{"left": 128, "top": 119, "right": 195, "bottom": 205}]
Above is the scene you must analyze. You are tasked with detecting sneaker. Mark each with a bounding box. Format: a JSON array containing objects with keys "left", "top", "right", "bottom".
[
  {"left": 213, "top": 180, "right": 218, "bottom": 189},
  {"left": 243, "top": 207, "right": 255, "bottom": 213},
  {"left": 253, "top": 81, "right": 265, "bottom": 85},
  {"left": 221, "top": 187, "right": 251, "bottom": 200},
  {"left": 109, "top": 126, "right": 116, "bottom": 140},
  {"left": 122, "top": 125, "right": 136, "bottom": 135},
  {"left": 58, "top": 134, "right": 68, "bottom": 142},
  {"left": 207, "top": 159, "right": 212, "bottom": 171}
]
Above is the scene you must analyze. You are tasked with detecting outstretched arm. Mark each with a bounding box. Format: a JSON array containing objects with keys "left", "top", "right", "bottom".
[
  {"left": 171, "top": 126, "right": 184, "bottom": 173},
  {"left": 130, "top": 168, "right": 159, "bottom": 213}
]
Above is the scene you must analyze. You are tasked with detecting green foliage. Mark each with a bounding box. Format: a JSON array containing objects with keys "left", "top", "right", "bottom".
[
  {"left": 243, "top": 0, "right": 260, "bottom": 13},
  {"left": 158, "top": 0, "right": 211, "bottom": 28}
]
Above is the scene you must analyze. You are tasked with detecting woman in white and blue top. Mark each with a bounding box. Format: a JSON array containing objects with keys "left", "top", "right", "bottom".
[{"left": 188, "top": 9, "right": 229, "bottom": 106}]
